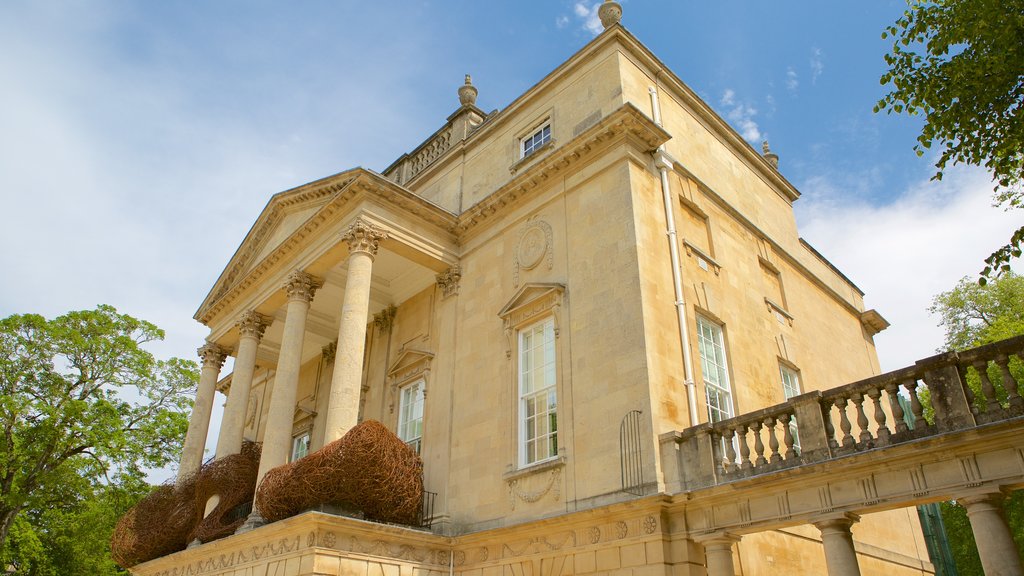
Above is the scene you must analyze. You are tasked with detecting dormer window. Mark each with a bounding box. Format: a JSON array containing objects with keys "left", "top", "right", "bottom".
[{"left": 521, "top": 123, "right": 551, "bottom": 158}]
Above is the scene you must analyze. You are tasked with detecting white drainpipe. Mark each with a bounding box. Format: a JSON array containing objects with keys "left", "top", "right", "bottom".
[{"left": 649, "top": 85, "right": 700, "bottom": 426}]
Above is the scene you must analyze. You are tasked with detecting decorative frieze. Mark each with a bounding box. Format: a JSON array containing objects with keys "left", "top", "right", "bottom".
[
  {"left": 513, "top": 219, "right": 553, "bottom": 288},
  {"left": 343, "top": 218, "right": 389, "bottom": 257}
]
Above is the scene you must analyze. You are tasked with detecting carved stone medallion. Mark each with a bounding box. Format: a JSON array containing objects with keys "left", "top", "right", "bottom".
[{"left": 514, "top": 219, "right": 553, "bottom": 287}]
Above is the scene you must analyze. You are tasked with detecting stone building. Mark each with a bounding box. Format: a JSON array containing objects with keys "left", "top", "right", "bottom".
[{"left": 129, "top": 3, "right": 1023, "bottom": 575}]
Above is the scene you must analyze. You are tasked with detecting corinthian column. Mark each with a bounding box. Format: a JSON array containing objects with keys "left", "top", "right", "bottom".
[
  {"left": 239, "top": 270, "right": 321, "bottom": 533},
  {"left": 323, "top": 218, "right": 388, "bottom": 444},
  {"left": 178, "top": 342, "right": 228, "bottom": 482},
  {"left": 215, "top": 310, "right": 269, "bottom": 459}
]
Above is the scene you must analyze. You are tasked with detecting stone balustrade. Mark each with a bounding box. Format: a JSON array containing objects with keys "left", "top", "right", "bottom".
[{"left": 666, "top": 334, "right": 1024, "bottom": 491}]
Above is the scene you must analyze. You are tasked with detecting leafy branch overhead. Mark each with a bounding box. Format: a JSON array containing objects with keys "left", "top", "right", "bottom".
[
  {"left": 876, "top": 0, "right": 1024, "bottom": 281},
  {"left": 0, "top": 305, "right": 198, "bottom": 559}
]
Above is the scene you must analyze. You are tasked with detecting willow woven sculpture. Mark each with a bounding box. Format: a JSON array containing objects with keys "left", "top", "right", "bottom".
[
  {"left": 109, "top": 476, "right": 199, "bottom": 568},
  {"left": 110, "top": 441, "right": 261, "bottom": 567},
  {"left": 256, "top": 420, "right": 423, "bottom": 525},
  {"left": 190, "top": 440, "right": 262, "bottom": 543}
]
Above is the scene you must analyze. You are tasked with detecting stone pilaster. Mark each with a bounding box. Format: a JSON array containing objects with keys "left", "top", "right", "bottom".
[
  {"left": 240, "top": 270, "right": 321, "bottom": 533},
  {"left": 215, "top": 310, "right": 269, "bottom": 459},
  {"left": 323, "top": 218, "right": 388, "bottom": 444},
  {"left": 960, "top": 489, "right": 1024, "bottom": 576},
  {"left": 813, "top": 513, "right": 862, "bottom": 576},
  {"left": 178, "top": 342, "right": 228, "bottom": 482}
]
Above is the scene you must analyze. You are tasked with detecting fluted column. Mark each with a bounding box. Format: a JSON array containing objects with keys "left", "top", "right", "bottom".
[
  {"left": 323, "top": 219, "right": 388, "bottom": 444},
  {"left": 697, "top": 533, "right": 740, "bottom": 576},
  {"left": 960, "top": 490, "right": 1024, "bottom": 576},
  {"left": 178, "top": 342, "right": 228, "bottom": 482},
  {"left": 239, "top": 270, "right": 321, "bottom": 532},
  {"left": 813, "top": 513, "right": 862, "bottom": 576},
  {"left": 215, "top": 310, "right": 269, "bottom": 459}
]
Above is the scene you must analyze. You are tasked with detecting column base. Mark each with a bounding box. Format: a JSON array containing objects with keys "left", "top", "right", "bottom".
[{"left": 235, "top": 510, "right": 266, "bottom": 535}]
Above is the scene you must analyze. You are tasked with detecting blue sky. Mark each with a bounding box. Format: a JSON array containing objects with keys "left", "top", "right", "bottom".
[{"left": 0, "top": 2, "right": 1019, "bottom": 469}]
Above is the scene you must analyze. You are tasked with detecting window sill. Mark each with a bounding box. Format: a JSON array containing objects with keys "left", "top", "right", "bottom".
[
  {"left": 682, "top": 240, "right": 722, "bottom": 275},
  {"left": 503, "top": 455, "right": 566, "bottom": 482},
  {"left": 509, "top": 139, "right": 557, "bottom": 175}
]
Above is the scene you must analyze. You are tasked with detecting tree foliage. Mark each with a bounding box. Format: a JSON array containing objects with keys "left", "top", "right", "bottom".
[
  {"left": 876, "top": 0, "right": 1024, "bottom": 281},
  {"left": 0, "top": 305, "right": 197, "bottom": 563}
]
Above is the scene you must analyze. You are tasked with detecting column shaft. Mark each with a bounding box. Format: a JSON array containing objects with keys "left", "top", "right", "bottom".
[
  {"left": 215, "top": 312, "right": 268, "bottom": 458},
  {"left": 961, "top": 491, "right": 1024, "bottom": 576},
  {"left": 325, "top": 250, "right": 374, "bottom": 442},
  {"left": 178, "top": 343, "right": 226, "bottom": 481},
  {"left": 814, "top": 514, "right": 862, "bottom": 576},
  {"left": 322, "top": 219, "right": 387, "bottom": 444}
]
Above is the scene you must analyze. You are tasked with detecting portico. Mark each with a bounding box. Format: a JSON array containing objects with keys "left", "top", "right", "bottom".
[{"left": 178, "top": 172, "right": 458, "bottom": 526}]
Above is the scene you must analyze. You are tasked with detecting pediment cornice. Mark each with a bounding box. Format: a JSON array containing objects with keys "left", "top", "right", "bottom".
[{"left": 194, "top": 170, "right": 457, "bottom": 326}]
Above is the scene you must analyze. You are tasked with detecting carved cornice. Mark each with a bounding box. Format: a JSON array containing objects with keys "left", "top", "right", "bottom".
[
  {"left": 342, "top": 218, "right": 389, "bottom": 257},
  {"left": 455, "top": 103, "right": 669, "bottom": 238},
  {"left": 237, "top": 310, "right": 271, "bottom": 340},
  {"left": 436, "top": 265, "right": 462, "bottom": 299},
  {"left": 197, "top": 342, "right": 229, "bottom": 369},
  {"left": 283, "top": 270, "right": 323, "bottom": 303},
  {"left": 195, "top": 170, "right": 457, "bottom": 327}
]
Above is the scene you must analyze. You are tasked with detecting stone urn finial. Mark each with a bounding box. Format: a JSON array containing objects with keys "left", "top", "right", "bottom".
[
  {"left": 762, "top": 140, "right": 779, "bottom": 168},
  {"left": 458, "top": 74, "right": 478, "bottom": 106},
  {"left": 598, "top": 0, "right": 622, "bottom": 29}
]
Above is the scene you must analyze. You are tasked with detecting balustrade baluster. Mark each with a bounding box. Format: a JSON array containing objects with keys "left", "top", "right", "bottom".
[
  {"left": 766, "top": 417, "right": 782, "bottom": 464},
  {"left": 752, "top": 421, "right": 767, "bottom": 467},
  {"left": 823, "top": 402, "right": 839, "bottom": 450},
  {"left": 851, "top": 393, "right": 871, "bottom": 445},
  {"left": 836, "top": 397, "right": 855, "bottom": 449},
  {"left": 867, "top": 387, "right": 890, "bottom": 443},
  {"left": 738, "top": 425, "right": 752, "bottom": 471},
  {"left": 959, "top": 365, "right": 979, "bottom": 415},
  {"left": 723, "top": 428, "right": 737, "bottom": 472},
  {"left": 974, "top": 360, "right": 1001, "bottom": 412},
  {"left": 903, "top": 379, "right": 926, "bottom": 430},
  {"left": 885, "top": 382, "right": 908, "bottom": 434},
  {"left": 780, "top": 413, "right": 796, "bottom": 459},
  {"left": 995, "top": 354, "right": 1023, "bottom": 410}
]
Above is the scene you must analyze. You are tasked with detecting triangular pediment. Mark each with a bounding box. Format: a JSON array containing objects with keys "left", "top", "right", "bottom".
[
  {"left": 197, "top": 169, "right": 361, "bottom": 316},
  {"left": 498, "top": 283, "right": 565, "bottom": 321},
  {"left": 387, "top": 348, "right": 434, "bottom": 384}
]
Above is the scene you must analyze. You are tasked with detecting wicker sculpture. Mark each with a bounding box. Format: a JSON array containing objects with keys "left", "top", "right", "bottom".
[
  {"left": 256, "top": 420, "right": 423, "bottom": 525},
  {"left": 110, "top": 441, "right": 261, "bottom": 567}
]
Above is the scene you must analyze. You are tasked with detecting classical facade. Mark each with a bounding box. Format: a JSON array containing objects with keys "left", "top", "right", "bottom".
[{"left": 128, "top": 3, "right": 1024, "bottom": 575}]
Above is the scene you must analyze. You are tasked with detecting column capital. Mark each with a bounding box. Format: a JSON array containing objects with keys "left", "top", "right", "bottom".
[
  {"left": 237, "top": 310, "right": 271, "bottom": 340},
  {"left": 283, "top": 270, "right": 323, "bottom": 303},
  {"left": 694, "top": 531, "right": 742, "bottom": 546},
  {"left": 812, "top": 511, "right": 861, "bottom": 532},
  {"left": 342, "top": 218, "right": 389, "bottom": 257},
  {"left": 197, "top": 342, "right": 229, "bottom": 369},
  {"left": 958, "top": 488, "right": 1007, "bottom": 510},
  {"left": 322, "top": 341, "right": 338, "bottom": 363},
  {"left": 436, "top": 265, "right": 462, "bottom": 299}
]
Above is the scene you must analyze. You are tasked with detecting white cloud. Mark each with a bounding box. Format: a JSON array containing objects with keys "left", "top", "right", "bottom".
[
  {"left": 810, "top": 47, "right": 824, "bottom": 83},
  {"left": 786, "top": 67, "right": 799, "bottom": 93},
  {"left": 720, "top": 89, "right": 761, "bottom": 143},
  {"left": 797, "top": 166, "right": 1020, "bottom": 372},
  {"left": 573, "top": 2, "right": 604, "bottom": 35},
  {"left": 556, "top": 15, "right": 570, "bottom": 29}
]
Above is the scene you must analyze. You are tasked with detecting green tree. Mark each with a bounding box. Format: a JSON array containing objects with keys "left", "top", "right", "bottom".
[
  {"left": 0, "top": 305, "right": 197, "bottom": 559},
  {"left": 876, "top": 0, "right": 1024, "bottom": 281},
  {"left": 928, "top": 275, "right": 1024, "bottom": 573}
]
